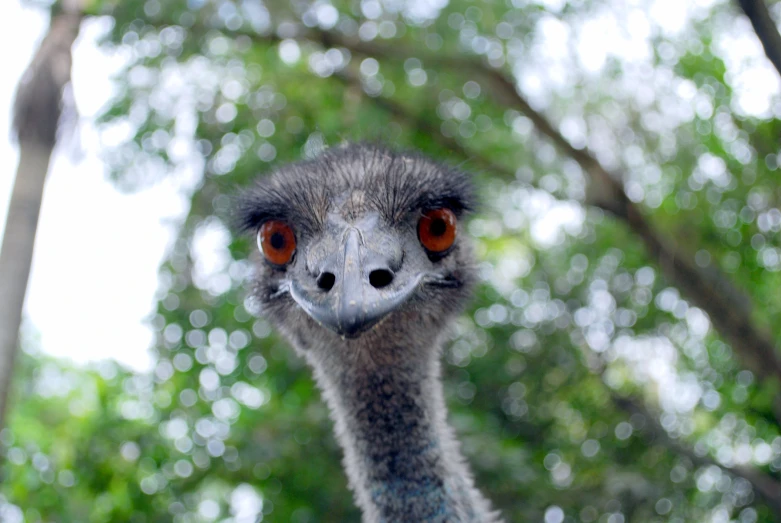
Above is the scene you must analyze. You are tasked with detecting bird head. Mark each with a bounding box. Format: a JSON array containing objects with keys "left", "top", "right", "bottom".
[{"left": 234, "top": 143, "right": 477, "bottom": 348}]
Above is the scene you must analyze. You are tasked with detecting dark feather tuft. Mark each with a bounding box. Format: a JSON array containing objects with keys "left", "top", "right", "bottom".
[{"left": 231, "top": 143, "right": 474, "bottom": 236}]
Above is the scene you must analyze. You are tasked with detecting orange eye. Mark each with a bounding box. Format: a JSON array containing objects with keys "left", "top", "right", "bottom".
[
  {"left": 418, "top": 208, "right": 457, "bottom": 254},
  {"left": 258, "top": 220, "right": 296, "bottom": 265}
]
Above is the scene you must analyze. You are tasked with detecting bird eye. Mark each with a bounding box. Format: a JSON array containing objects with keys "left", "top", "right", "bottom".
[
  {"left": 418, "top": 208, "right": 457, "bottom": 254},
  {"left": 258, "top": 220, "right": 296, "bottom": 265}
]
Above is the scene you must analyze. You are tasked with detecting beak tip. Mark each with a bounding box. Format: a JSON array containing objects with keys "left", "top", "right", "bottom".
[{"left": 336, "top": 315, "right": 374, "bottom": 339}]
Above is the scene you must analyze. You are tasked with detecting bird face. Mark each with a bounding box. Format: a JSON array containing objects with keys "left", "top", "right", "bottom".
[
  {"left": 234, "top": 144, "right": 476, "bottom": 344},
  {"left": 271, "top": 205, "right": 462, "bottom": 338}
]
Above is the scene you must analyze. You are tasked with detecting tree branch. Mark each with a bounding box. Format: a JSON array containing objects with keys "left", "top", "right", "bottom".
[{"left": 737, "top": 0, "right": 781, "bottom": 80}]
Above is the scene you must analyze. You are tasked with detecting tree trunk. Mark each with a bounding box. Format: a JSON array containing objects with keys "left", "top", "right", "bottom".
[
  {"left": 0, "top": 5, "right": 82, "bottom": 430},
  {"left": 0, "top": 144, "right": 53, "bottom": 424}
]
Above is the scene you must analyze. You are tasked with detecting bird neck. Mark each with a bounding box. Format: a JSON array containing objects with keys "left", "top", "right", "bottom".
[{"left": 309, "top": 342, "right": 495, "bottom": 522}]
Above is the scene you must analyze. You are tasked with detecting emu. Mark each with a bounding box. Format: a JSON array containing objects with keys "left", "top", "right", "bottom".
[{"left": 234, "top": 143, "right": 501, "bottom": 522}]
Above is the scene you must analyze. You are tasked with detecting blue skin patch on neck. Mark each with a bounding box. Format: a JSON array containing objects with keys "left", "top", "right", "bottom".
[
  {"left": 368, "top": 438, "right": 460, "bottom": 521},
  {"left": 371, "top": 478, "right": 452, "bottom": 521}
]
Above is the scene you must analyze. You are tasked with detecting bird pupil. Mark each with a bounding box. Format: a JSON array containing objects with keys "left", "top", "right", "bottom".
[
  {"left": 270, "top": 232, "right": 285, "bottom": 250},
  {"left": 430, "top": 218, "right": 447, "bottom": 237}
]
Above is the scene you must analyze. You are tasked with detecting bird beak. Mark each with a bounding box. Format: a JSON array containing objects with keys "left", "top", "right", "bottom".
[{"left": 288, "top": 229, "right": 422, "bottom": 338}]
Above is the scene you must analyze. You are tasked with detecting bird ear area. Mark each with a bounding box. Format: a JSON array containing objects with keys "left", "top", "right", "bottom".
[
  {"left": 258, "top": 220, "right": 297, "bottom": 266},
  {"left": 418, "top": 208, "right": 457, "bottom": 257}
]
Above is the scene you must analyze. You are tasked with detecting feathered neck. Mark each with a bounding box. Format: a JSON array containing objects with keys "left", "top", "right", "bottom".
[{"left": 303, "top": 336, "right": 499, "bottom": 522}]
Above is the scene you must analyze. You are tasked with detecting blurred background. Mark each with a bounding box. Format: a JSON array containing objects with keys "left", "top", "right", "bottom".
[{"left": 2, "top": 0, "right": 781, "bottom": 521}]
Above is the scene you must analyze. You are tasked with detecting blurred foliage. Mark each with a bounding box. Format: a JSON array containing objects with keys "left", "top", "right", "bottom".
[{"left": 4, "top": 0, "right": 781, "bottom": 522}]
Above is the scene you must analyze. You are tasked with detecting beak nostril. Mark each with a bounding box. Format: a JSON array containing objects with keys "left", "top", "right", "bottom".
[
  {"left": 317, "top": 272, "right": 336, "bottom": 291},
  {"left": 369, "top": 269, "right": 394, "bottom": 289}
]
